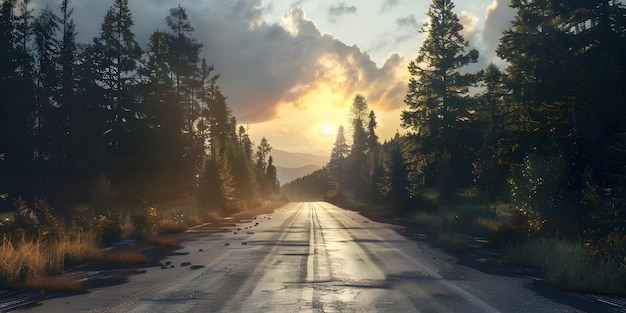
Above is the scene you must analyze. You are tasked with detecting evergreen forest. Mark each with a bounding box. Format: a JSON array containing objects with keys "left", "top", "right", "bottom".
[
  {"left": 0, "top": 0, "right": 280, "bottom": 245},
  {"left": 283, "top": 0, "right": 626, "bottom": 293}
]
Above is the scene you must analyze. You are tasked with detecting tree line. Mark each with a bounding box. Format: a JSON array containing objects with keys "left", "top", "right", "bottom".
[
  {"left": 283, "top": 0, "right": 626, "bottom": 261},
  {"left": 0, "top": 0, "right": 280, "bottom": 231}
]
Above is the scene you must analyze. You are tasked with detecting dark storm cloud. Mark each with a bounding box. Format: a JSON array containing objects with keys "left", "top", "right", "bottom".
[
  {"left": 327, "top": 2, "right": 357, "bottom": 22},
  {"left": 29, "top": 0, "right": 406, "bottom": 122}
]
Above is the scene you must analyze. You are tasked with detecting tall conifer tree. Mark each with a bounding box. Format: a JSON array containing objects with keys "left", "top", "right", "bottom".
[{"left": 401, "top": 0, "right": 478, "bottom": 194}]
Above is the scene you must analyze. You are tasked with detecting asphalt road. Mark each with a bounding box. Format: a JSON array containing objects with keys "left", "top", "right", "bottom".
[{"left": 23, "top": 202, "right": 584, "bottom": 312}]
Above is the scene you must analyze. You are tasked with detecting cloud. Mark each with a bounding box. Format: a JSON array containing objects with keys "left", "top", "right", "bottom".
[
  {"left": 460, "top": 0, "right": 515, "bottom": 70},
  {"left": 394, "top": 15, "right": 420, "bottom": 44},
  {"left": 327, "top": 2, "right": 358, "bottom": 22},
  {"left": 193, "top": 3, "right": 407, "bottom": 121},
  {"left": 28, "top": 0, "right": 407, "bottom": 124},
  {"left": 483, "top": 0, "right": 515, "bottom": 53},
  {"left": 278, "top": 8, "right": 408, "bottom": 113},
  {"left": 381, "top": 0, "right": 400, "bottom": 13},
  {"left": 459, "top": 11, "right": 479, "bottom": 40},
  {"left": 396, "top": 15, "right": 418, "bottom": 29},
  {"left": 366, "top": 33, "right": 393, "bottom": 55}
]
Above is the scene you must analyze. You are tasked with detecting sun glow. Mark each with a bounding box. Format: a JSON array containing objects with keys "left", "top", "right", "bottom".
[{"left": 320, "top": 121, "right": 334, "bottom": 138}]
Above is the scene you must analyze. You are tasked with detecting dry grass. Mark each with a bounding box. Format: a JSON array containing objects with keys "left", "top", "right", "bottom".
[
  {"left": 56, "top": 234, "right": 102, "bottom": 266},
  {"left": 0, "top": 238, "right": 44, "bottom": 287},
  {"left": 0, "top": 235, "right": 100, "bottom": 288},
  {"left": 104, "top": 251, "right": 148, "bottom": 264},
  {"left": 149, "top": 236, "right": 178, "bottom": 247}
]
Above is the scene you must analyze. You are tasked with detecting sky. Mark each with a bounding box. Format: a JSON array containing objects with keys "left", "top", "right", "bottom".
[{"left": 31, "top": 0, "right": 516, "bottom": 155}]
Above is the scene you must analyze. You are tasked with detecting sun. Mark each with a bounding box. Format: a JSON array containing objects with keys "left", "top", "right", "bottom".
[{"left": 320, "top": 121, "right": 334, "bottom": 138}]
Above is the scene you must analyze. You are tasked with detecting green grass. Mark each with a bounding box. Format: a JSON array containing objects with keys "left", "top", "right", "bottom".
[
  {"left": 504, "top": 238, "right": 626, "bottom": 294},
  {"left": 435, "top": 232, "right": 468, "bottom": 252},
  {"left": 399, "top": 190, "right": 626, "bottom": 295}
]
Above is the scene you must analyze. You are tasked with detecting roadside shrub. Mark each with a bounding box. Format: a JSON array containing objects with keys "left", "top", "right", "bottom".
[
  {"left": 130, "top": 202, "right": 160, "bottom": 238},
  {"left": 92, "top": 214, "right": 123, "bottom": 245}
]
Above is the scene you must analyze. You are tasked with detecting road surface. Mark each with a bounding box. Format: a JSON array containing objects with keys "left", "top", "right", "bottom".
[{"left": 23, "top": 202, "right": 583, "bottom": 312}]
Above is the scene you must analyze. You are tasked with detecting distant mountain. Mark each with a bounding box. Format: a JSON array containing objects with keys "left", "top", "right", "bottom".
[
  {"left": 268, "top": 149, "right": 328, "bottom": 184},
  {"left": 269, "top": 149, "right": 328, "bottom": 169},
  {"left": 276, "top": 165, "right": 320, "bottom": 185}
]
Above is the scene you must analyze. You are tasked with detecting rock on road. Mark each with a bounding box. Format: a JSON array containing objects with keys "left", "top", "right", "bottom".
[{"left": 23, "top": 202, "right": 583, "bottom": 312}]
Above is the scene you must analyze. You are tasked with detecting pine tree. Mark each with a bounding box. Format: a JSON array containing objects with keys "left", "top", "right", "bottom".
[
  {"left": 0, "top": 0, "right": 36, "bottom": 206},
  {"left": 381, "top": 133, "right": 410, "bottom": 214},
  {"left": 328, "top": 125, "right": 349, "bottom": 191},
  {"left": 265, "top": 155, "right": 279, "bottom": 194},
  {"left": 255, "top": 137, "right": 273, "bottom": 195},
  {"left": 166, "top": 5, "right": 201, "bottom": 92},
  {"left": 0, "top": 0, "right": 21, "bottom": 208},
  {"left": 165, "top": 5, "right": 202, "bottom": 151},
  {"left": 58, "top": 0, "right": 80, "bottom": 163},
  {"left": 402, "top": 0, "right": 479, "bottom": 194},
  {"left": 135, "top": 30, "right": 190, "bottom": 201},
  {"left": 347, "top": 94, "right": 369, "bottom": 196},
  {"left": 91, "top": 0, "right": 143, "bottom": 205},
  {"left": 206, "top": 84, "right": 230, "bottom": 157},
  {"left": 497, "top": 0, "right": 626, "bottom": 237},
  {"left": 227, "top": 134, "right": 259, "bottom": 206},
  {"left": 473, "top": 64, "right": 511, "bottom": 199},
  {"left": 32, "top": 6, "right": 60, "bottom": 163},
  {"left": 237, "top": 125, "right": 253, "bottom": 160},
  {"left": 367, "top": 110, "right": 383, "bottom": 202},
  {"left": 198, "top": 151, "right": 235, "bottom": 214},
  {"left": 92, "top": 0, "right": 141, "bottom": 153}
]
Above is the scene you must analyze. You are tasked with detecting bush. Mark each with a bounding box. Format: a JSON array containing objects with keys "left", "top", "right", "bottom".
[
  {"left": 92, "top": 214, "right": 123, "bottom": 244},
  {"left": 130, "top": 202, "right": 160, "bottom": 238}
]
